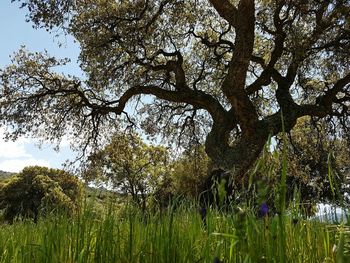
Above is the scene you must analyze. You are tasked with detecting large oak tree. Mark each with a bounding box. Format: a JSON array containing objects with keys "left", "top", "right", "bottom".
[{"left": 1, "top": 0, "right": 349, "bottom": 183}]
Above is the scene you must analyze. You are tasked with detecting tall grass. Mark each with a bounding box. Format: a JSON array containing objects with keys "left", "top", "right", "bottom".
[
  {"left": 0, "top": 198, "right": 349, "bottom": 263},
  {"left": 1, "top": 125, "right": 349, "bottom": 262}
]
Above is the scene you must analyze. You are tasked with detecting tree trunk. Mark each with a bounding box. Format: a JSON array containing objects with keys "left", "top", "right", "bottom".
[
  {"left": 201, "top": 120, "right": 270, "bottom": 206},
  {"left": 205, "top": 121, "right": 269, "bottom": 180}
]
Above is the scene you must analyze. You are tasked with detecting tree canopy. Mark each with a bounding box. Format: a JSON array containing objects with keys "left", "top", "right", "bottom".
[
  {"left": 83, "top": 133, "right": 169, "bottom": 211},
  {"left": 283, "top": 116, "right": 350, "bottom": 205},
  {"left": 170, "top": 144, "right": 209, "bottom": 199},
  {"left": 0, "top": 166, "right": 82, "bottom": 223},
  {"left": 1, "top": 0, "right": 349, "bottom": 181}
]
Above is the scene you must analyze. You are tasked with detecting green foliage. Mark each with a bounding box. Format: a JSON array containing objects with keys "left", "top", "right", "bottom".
[
  {"left": 0, "top": 171, "right": 15, "bottom": 183},
  {"left": 170, "top": 144, "right": 209, "bottom": 199},
  {"left": 83, "top": 133, "right": 169, "bottom": 211},
  {"left": 242, "top": 117, "right": 350, "bottom": 214},
  {"left": 282, "top": 117, "right": 350, "bottom": 206},
  {"left": 0, "top": 166, "right": 82, "bottom": 223},
  {"left": 1, "top": 0, "right": 350, "bottom": 179}
]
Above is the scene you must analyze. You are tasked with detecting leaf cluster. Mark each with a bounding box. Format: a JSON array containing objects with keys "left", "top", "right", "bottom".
[
  {"left": 280, "top": 117, "right": 350, "bottom": 205},
  {"left": 83, "top": 132, "right": 169, "bottom": 210},
  {"left": 0, "top": 166, "right": 83, "bottom": 223}
]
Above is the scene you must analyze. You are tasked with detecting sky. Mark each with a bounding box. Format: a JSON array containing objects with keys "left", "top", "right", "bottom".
[{"left": 0, "top": 1, "right": 81, "bottom": 172}]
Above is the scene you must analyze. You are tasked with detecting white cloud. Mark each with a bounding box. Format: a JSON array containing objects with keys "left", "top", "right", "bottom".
[
  {"left": 0, "top": 128, "right": 73, "bottom": 173},
  {"left": 0, "top": 158, "right": 51, "bottom": 173},
  {"left": 0, "top": 128, "right": 32, "bottom": 158},
  {"left": 0, "top": 128, "right": 51, "bottom": 172},
  {"left": 0, "top": 140, "right": 31, "bottom": 158}
]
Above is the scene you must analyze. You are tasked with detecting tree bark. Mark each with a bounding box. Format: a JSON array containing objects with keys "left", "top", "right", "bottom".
[{"left": 205, "top": 121, "right": 269, "bottom": 181}]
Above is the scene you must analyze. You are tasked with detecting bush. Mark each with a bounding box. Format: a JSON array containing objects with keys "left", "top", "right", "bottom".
[{"left": 0, "top": 166, "right": 83, "bottom": 223}]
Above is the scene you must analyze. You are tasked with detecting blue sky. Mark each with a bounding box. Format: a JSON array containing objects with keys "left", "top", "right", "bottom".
[{"left": 0, "top": 1, "right": 81, "bottom": 172}]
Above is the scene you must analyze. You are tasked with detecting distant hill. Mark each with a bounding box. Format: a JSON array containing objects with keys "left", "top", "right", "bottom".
[{"left": 0, "top": 171, "right": 15, "bottom": 182}]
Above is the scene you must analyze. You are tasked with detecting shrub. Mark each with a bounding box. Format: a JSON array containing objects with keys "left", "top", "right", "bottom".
[{"left": 0, "top": 166, "right": 82, "bottom": 223}]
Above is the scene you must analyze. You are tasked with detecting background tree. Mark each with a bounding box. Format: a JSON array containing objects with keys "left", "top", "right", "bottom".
[
  {"left": 1, "top": 0, "right": 349, "bottom": 186},
  {"left": 170, "top": 144, "right": 209, "bottom": 199},
  {"left": 0, "top": 166, "right": 82, "bottom": 223},
  {"left": 282, "top": 117, "right": 350, "bottom": 206},
  {"left": 83, "top": 133, "right": 169, "bottom": 212},
  {"left": 0, "top": 171, "right": 14, "bottom": 183}
]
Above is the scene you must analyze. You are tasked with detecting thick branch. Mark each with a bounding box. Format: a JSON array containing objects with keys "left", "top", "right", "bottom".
[
  {"left": 113, "top": 85, "right": 227, "bottom": 121},
  {"left": 265, "top": 73, "right": 350, "bottom": 136},
  {"left": 312, "top": 73, "right": 350, "bottom": 115},
  {"left": 220, "top": 0, "right": 258, "bottom": 134},
  {"left": 208, "top": 0, "right": 238, "bottom": 27},
  {"left": 247, "top": 2, "right": 287, "bottom": 94}
]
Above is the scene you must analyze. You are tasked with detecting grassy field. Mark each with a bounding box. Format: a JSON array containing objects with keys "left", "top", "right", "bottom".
[{"left": 0, "top": 199, "right": 349, "bottom": 263}]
